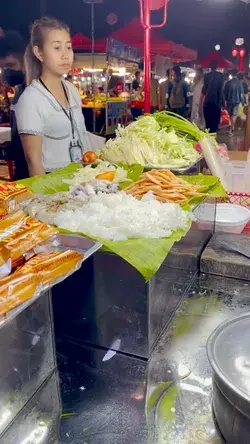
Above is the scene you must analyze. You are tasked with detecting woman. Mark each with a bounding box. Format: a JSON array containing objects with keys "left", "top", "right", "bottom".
[
  {"left": 16, "top": 17, "right": 89, "bottom": 177},
  {"left": 191, "top": 67, "right": 205, "bottom": 128}
]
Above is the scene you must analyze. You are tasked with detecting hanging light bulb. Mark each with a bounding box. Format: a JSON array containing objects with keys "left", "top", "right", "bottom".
[
  {"left": 235, "top": 38, "right": 244, "bottom": 46},
  {"left": 215, "top": 44, "right": 220, "bottom": 51}
]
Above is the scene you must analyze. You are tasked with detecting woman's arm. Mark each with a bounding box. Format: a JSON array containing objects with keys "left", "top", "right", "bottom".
[{"left": 20, "top": 134, "right": 45, "bottom": 176}]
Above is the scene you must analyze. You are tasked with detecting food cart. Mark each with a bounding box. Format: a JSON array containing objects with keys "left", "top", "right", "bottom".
[{"left": 3, "top": 116, "right": 250, "bottom": 443}]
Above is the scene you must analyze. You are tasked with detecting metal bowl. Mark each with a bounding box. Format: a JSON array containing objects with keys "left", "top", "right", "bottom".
[{"left": 207, "top": 313, "right": 250, "bottom": 444}]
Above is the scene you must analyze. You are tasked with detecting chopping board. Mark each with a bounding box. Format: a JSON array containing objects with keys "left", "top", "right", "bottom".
[
  {"left": 164, "top": 228, "right": 212, "bottom": 271},
  {"left": 201, "top": 232, "right": 250, "bottom": 281}
]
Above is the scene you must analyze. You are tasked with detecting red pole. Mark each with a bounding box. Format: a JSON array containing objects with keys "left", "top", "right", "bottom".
[
  {"left": 144, "top": 0, "right": 151, "bottom": 113},
  {"left": 239, "top": 56, "right": 243, "bottom": 72},
  {"left": 139, "top": 0, "right": 168, "bottom": 114}
]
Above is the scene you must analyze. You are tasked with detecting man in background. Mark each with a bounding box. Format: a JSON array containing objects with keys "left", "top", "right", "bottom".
[
  {"left": 168, "top": 66, "right": 189, "bottom": 116},
  {"left": 0, "top": 31, "right": 28, "bottom": 179},
  {"left": 150, "top": 73, "right": 159, "bottom": 113},
  {"left": 203, "top": 60, "right": 224, "bottom": 133},
  {"left": 238, "top": 72, "right": 248, "bottom": 105},
  {"left": 132, "top": 70, "right": 141, "bottom": 92},
  {"left": 159, "top": 68, "right": 170, "bottom": 110},
  {"left": 224, "top": 69, "right": 244, "bottom": 135}
]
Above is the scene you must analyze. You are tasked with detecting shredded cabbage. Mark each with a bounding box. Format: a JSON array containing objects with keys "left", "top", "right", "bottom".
[
  {"left": 102, "top": 116, "right": 199, "bottom": 167},
  {"left": 63, "top": 161, "right": 128, "bottom": 186}
]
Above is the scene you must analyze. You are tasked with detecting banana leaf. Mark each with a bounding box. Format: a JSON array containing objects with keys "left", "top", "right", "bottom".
[
  {"left": 182, "top": 173, "right": 228, "bottom": 198},
  {"left": 18, "top": 166, "right": 222, "bottom": 280},
  {"left": 60, "top": 221, "right": 191, "bottom": 281},
  {"left": 19, "top": 163, "right": 81, "bottom": 194}
]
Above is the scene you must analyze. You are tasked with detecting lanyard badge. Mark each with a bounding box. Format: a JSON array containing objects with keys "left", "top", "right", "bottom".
[{"left": 69, "top": 140, "right": 82, "bottom": 162}]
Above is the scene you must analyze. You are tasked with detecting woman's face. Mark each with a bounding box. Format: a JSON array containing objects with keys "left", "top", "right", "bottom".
[{"left": 35, "top": 28, "right": 73, "bottom": 77}]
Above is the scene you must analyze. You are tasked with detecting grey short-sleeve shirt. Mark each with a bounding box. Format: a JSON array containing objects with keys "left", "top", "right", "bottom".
[{"left": 16, "top": 80, "right": 90, "bottom": 172}]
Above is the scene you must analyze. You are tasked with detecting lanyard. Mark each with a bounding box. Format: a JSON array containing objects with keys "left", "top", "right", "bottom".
[{"left": 39, "top": 78, "right": 75, "bottom": 141}]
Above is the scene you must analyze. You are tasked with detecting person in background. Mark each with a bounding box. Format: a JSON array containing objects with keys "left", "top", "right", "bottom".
[
  {"left": 150, "top": 73, "right": 159, "bottom": 113},
  {"left": 224, "top": 69, "right": 244, "bottom": 135},
  {"left": 223, "top": 72, "right": 229, "bottom": 88},
  {"left": 159, "top": 68, "right": 170, "bottom": 110},
  {"left": 132, "top": 71, "right": 141, "bottom": 92},
  {"left": 168, "top": 66, "right": 189, "bottom": 116},
  {"left": 190, "top": 67, "right": 204, "bottom": 127},
  {"left": 0, "top": 32, "right": 29, "bottom": 179},
  {"left": 16, "top": 17, "right": 89, "bottom": 177},
  {"left": 203, "top": 60, "right": 224, "bottom": 133},
  {"left": 238, "top": 72, "right": 248, "bottom": 106},
  {"left": 65, "top": 74, "right": 73, "bottom": 83}
]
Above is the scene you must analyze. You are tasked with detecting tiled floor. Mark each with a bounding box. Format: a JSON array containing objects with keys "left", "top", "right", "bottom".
[{"left": 217, "top": 128, "right": 245, "bottom": 151}]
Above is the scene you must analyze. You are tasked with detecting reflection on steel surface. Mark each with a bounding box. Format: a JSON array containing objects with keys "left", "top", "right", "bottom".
[{"left": 147, "top": 273, "right": 250, "bottom": 443}]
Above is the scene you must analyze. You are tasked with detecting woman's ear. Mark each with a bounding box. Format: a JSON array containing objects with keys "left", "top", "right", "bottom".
[{"left": 33, "top": 45, "right": 43, "bottom": 63}]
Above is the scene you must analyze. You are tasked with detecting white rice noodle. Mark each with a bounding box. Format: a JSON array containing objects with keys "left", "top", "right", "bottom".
[{"left": 53, "top": 191, "right": 191, "bottom": 241}]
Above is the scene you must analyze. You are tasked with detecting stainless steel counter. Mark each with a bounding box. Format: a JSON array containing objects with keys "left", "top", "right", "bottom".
[
  {"left": 147, "top": 272, "right": 250, "bottom": 443},
  {"left": 0, "top": 290, "right": 61, "bottom": 443}
]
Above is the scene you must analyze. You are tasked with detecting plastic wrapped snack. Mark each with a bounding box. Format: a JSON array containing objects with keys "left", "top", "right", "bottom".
[
  {"left": 0, "top": 182, "right": 34, "bottom": 218},
  {"left": 0, "top": 210, "right": 27, "bottom": 240},
  {"left": 0, "top": 216, "right": 58, "bottom": 269},
  {"left": 0, "top": 248, "right": 11, "bottom": 279},
  {"left": 19, "top": 250, "right": 84, "bottom": 287},
  {"left": 0, "top": 272, "right": 40, "bottom": 316}
]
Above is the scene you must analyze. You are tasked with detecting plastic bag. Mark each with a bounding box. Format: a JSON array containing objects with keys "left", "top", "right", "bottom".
[
  {"left": 0, "top": 249, "right": 11, "bottom": 279},
  {"left": 220, "top": 109, "right": 231, "bottom": 128},
  {"left": 0, "top": 210, "right": 26, "bottom": 240},
  {"left": 0, "top": 272, "right": 40, "bottom": 316},
  {"left": 0, "top": 216, "right": 58, "bottom": 269},
  {"left": 238, "top": 103, "right": 244, "bottom": 118},
  {"left": 19, "top": 250, "right": 84, "bottom": 287},
  {"left": 0, "top": 182, "right": 33, "bottom": 218}
]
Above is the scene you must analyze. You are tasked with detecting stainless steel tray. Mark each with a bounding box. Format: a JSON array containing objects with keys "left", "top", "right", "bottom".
[
  {"left": 144, "top": 154, "right": 203, "bottom": 173},
  {"left": 35, "top": 233, "right": 102, "bottom": 256}
]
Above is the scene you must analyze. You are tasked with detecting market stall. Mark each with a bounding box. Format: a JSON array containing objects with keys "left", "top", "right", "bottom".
[
  {"left": 2, "top": 110, "right": 242, "bottom": 442},
  {"left": 72, "top": 37, "right": 141, "bottom": 135}
]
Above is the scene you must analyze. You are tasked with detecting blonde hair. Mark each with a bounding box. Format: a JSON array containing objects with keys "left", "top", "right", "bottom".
[{"left": 24, "top": 17, "right": 70, "bottom": 85}]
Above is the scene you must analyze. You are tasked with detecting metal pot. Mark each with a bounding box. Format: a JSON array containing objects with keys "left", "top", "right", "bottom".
[{"left": 207, "top": 313, "right": 250, "bottom": 444}]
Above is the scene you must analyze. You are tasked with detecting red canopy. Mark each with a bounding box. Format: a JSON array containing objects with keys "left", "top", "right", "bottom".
[
  {"left": 198, "top": 50, "right": 233, "bottom": 69},
  {"left": 105, "top": 18, "right": 196, "bottom": 61},
  {"left": 72, "top": 33, "right": 92, "bottom": 51},
  {"left": 72, "top": 18, "right": 197, "bottom": 61}
]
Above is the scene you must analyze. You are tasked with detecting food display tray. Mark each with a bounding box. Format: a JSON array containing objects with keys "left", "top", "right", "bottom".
[{"left": 144, "top": 154, "right": 203, "bottom": 174}]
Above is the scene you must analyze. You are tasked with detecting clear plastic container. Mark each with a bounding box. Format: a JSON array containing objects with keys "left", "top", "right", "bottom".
[{"left": 194, "top": 203, "right": 250, "bottom": 233}]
